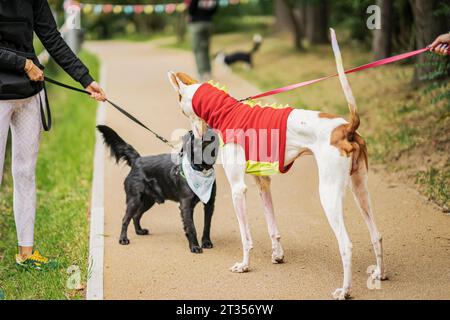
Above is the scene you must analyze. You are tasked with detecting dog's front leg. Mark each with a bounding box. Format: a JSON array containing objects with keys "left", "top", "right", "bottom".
[
  {"left": 222, "top": 144, "right": 252, "bottom": 273},
  {"left": 254, "top": 176, "right": 284, "bottom": 264},
  {"left": 179, "top": 199, "right": 202, "bottom": 253},
  {"left": 201, "top": 182, "right": 216, "bottom": 249}
]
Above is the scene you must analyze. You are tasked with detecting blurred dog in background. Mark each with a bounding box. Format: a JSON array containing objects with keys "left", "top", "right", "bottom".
[{"left": 214, "top": 34, "right": 262, "bottom": 70}]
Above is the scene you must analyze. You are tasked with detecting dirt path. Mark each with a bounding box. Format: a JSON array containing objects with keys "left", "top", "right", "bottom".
[{"left": 86, "top": 41, "right": 450, "bottom": 300}]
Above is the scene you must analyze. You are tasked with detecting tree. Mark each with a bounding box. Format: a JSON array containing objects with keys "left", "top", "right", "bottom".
[
  {"left": 305, "top": 0, "right": 328, "bottom": 44},
  {"left": 274, "top": 0, "right": 306, "bottom": 50},
  {"left": 287, "top": 1, "right": 308, "bottom": 49},
  {"left": 274, "top": 0, "right": 294, "bottom": 33},
  {"left": 274, "top": 0, "right": 328, "bottom": 49},
  {"left": 372, "top": 0, "right": 393, "bottom": 60},
  {"left": 409, "top": 0, "right": 448, "bottom": 83}
]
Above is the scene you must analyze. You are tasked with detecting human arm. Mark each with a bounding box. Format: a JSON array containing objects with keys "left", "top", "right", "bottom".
[
  {"left": 0, "top": 48, "right": 43, "bottom": 81},
  {"left": 0, "top": 49, "right": 27, "bottom": 73},
  {"left": 33, "top": 0, "right": 105, "bottom": 100}
]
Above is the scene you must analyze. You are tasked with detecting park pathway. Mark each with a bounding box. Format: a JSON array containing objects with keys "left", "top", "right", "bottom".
[{"left": 86, "top": 40, "right": 450, "bottom": 300}]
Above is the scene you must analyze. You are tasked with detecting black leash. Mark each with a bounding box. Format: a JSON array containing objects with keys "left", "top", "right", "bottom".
[
  {"left": 39, "top": 82, "right": 52, "bottom": 131},
  {"left": 44, "top": 76, "right": 174, "bottom": 148}
]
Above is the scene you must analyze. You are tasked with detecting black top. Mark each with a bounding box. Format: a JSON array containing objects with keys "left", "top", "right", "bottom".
[
  {"left": 0, "top": 0, "right": 93, "bottom": 88},
  {"left": 188, "top": 0, "right": 218, "bottom": 23}
]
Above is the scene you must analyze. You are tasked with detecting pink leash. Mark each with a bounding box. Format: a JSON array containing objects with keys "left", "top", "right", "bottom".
[{"left": 239, "top": 47, "right": 441, "bottom": 101}]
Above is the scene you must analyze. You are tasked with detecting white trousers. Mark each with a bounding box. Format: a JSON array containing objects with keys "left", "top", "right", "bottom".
[{"left": 0, "top": 91, "right": 42, "bottom": 247}]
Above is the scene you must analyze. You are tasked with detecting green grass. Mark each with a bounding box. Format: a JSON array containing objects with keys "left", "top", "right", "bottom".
[
  {"left": 0, "top": 50, "right": 99, "bottom": 299},
  {"left": 162, "top": 36, "right": 192, "bottom": 51},
  {"left": 108, "top": 31, "right": 171, "bottom": 42},
  {"left": 416, "top": 168, "right": 449, "bottom": 208},
  {"left": 165, "top": 31, "right": 449, "bottom": 208},
  {"left": 214, "top": 15, "right": 274, "bottom": 34}
]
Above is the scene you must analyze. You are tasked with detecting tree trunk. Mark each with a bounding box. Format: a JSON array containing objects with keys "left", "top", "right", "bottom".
[
  {"left": 275, "top": 0, "right": 306, "bottom": 50},
  {"left": 274, "top": 0, "right": 294, "bottom": 32},
  {"left": 305, "top": 0, "right": 328, "bottom": 44},
  {"left": 288, "top": 2, "right": 307, "bottom": 50},
  {"left": 409, "top": 0, "right": 447, "bottom": 83},
  {"left": 176, "top": 12, "right": 187, "bottom": 43},
  {"left": 295, "top": 2, "right": 307, "bottom": 48},
  {"left": 372, "top": 0, "right": 393, "bottom": 60}
]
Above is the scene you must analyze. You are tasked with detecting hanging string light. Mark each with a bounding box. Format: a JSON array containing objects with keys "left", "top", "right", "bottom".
[{"left": 76, "top": 0, "right": 260, "bottom": 15}]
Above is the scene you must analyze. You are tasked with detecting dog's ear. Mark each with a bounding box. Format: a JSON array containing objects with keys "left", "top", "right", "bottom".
[
  {"left": 168, "top": 71, "right": 181, "bottom": 93},
  {"left": 176, "top": 72, "right": 199, "bottom": 86},
  {"left": 168, "top": 71, "right": 198, "bottom": 91},
  {"left": 147, "top": 178, "right": 165, "bottom": 204}
]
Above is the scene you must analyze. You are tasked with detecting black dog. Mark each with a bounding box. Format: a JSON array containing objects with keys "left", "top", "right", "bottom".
[
  {"left": 97, "top": 125, "right": 219, "bottom": 253},
  {"left": 214, "top": 34, "right": 262, "bottom": 69}
]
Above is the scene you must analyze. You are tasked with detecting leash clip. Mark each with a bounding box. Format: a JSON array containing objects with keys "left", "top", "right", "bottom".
[{"left": 238, "top": 97, "right": 252, "bottom": 103}]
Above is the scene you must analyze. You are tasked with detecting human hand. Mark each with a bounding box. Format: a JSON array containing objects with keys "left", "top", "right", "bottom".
[
  {"left": 429, "top": 33, "right": 450, "bottom": 55},
  {"left": 24, "top": 59, "right": 44, "bottom": 81},
  {"left": 85, "top": 81, "right": 107, "bottom": 101}
]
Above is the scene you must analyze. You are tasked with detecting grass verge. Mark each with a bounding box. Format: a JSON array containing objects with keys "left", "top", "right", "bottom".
[{"left": 0, "top": 50, "right": 99, "bottom": 299}]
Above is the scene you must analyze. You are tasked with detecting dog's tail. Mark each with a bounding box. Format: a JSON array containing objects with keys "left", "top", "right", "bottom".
[
  {"left": 330, "top": 28, "right": 359, "bottom": 133},
  {"left": 97, "top": 125, "right": 140, "bottom": 167},
  {"left": 330, "top": 28, "right": 367, "bottom": 174},
  {"left": 250, "top": 34, "right": 263, "bottom": 54}
]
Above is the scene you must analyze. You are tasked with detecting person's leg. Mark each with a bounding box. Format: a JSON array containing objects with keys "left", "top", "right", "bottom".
[
  {"left": 190, "top": 22, "right": 203, "bottom": 78},
  {"left": 200, "top": 22, "right": 213, "bottom": 79},
  {"left": 0, "top": 100, "right": 13, "bottom": 186},
  {"left": 10, "top": 92, "right": 42, "bottom": 259},
  {"left": 190, "top": 22, "right": 213, "bottom": 79}
]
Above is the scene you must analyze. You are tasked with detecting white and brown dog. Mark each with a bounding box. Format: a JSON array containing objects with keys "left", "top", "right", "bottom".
[{"left": 168, "top": 29, "right": 386, "bottom": 300}]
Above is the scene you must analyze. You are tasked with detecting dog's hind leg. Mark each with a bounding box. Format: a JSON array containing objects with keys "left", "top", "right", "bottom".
[
  {"left": 133, "top": 199, "right": 154, "bottom": 236},
  {"left": 316, "top": 147, "right": 353, "bottom": 300},
  {"left": 350, "top": 165, "right": 386, "bottom": 281},
  {"left": 201, "top": 183, "right": 216, "bottom": 249},
  {"left": 120, "top": 198, "right": 141, "bottom": 245},
  {"left": 254, "top": 176, "right": 284, "bottom": 264},
  {"left": 222, "top": 143, "right": 252, "bottom": 273}
]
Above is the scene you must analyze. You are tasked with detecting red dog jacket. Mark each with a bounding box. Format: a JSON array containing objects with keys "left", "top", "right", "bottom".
[{"left": 192, "top": 83, "right": 295, "bottom": 175}]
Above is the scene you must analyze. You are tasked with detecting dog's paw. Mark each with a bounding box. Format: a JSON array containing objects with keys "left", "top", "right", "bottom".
[
  {"left": 201, "top": 240, "right": 214, "bottom": 249},
  {"left": 271, "top": 245, "right": 284, "bottom": 264},
  {"left": 190, "top": 246, "right": 203, "bottom": 254},
  {"left": 136, "top": 229, "right": 149, "bottom": 236},
  {"left": 119, "top": 237, "right": 130, "bottom": 245},
  {"left": 271, "top": 254, "right": 284, "bottom": 264},
  {"left": 230, "top": 262, "right": 249, "bottom": 273},
  {"left": 332, "top": 288, "right": 351, "bottom": 300},
  {"left": 367, "top": 266, "right": 388, "bottom": 281}
]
